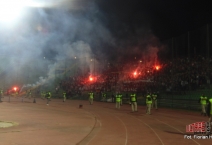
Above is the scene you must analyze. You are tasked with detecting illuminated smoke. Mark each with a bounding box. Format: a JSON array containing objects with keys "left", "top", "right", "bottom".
[
  {"left": 0, "top": 0, "right": 164, "bottom": 91},
  {"left": 116, "top": 34, "right": 164, "bottom": 83},
  {"left": 0, "top": 0, "right": 114, "bottom": 90}
]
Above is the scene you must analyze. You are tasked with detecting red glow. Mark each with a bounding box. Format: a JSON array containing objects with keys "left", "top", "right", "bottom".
[
  {"left": 89, "top": 77, "right": 93, "bottom": 81},
  {"left": 132, "top": 71, "right": 139, "bottom": 78},
  {"left": 133, "top": 71, "right": 137, "bottom": 76},
  {"left": 155, "top": 65, "right": 161, "bottom": 71},
  {"left": 13, "top": 87, "right": 17, "bottom": 91}
]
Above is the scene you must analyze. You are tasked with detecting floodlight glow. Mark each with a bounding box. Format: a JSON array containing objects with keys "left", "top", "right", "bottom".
[
  {"left": 0, "top": 0, "right": 47, "bottom": 24},
  {"left": 0, "top": 0, "right": 72, "bottom": 26},
  {"left": 0, "top": 0, "right": 22, "bottom": 22}
]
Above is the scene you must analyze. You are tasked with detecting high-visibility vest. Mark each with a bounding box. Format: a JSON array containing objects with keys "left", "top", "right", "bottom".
[
  {"left": 116, "top": 95, "right": 121, "bottom": 102},
  {"left": 152, "top": 94, "right": 157, "bottom": 100},
  {"left": 131, "top": 94, "right": 136, "bottom": 102},
  {"left": 102, "top": 93, "right": 106, "bottom": 98},
  {"left": 46, "top": 92, "right": 51, "bottom": 98},
  {"left": 209, "top": 98, "right": 212, "bottom": 115},
  {"left": 63, "top": 93, "right": 66, "bottom": 98},
  {"left": 146, "top": 95, "right": 152, "bottom": 104},
  {"left": 89, "top": 93, "right": 94, "bottom": 99},
  {"left": 200, "top": 96, "right": 207, "bottom": 105}
]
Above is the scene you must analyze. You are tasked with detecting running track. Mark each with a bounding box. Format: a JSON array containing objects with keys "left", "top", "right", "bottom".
[{"left": 0, "top": 96, "right": 211, "bottom": 145}]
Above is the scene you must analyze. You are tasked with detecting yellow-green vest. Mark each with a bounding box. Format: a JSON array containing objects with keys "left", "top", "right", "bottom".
[
  {"left": 89, "top": 93, "right": 94, "bottom": 99},
  {"left": 131, "top": 94, "right": 136, "bottom": 102},
  {"left": 116, "top": 94, "right": 121, "bottom": 102},
  {"left": 152, "top": 94, "right": 157, "bottom": 100},
  {"left": 146, "top": 95, "right": 152, "bottom": 104},
  {"left": 46, "top": 92, "right": 51, "bottom": 99},
  {"left": 102, "top": 93, "right": 106, "bottom": 98},
  {"left": 209, "top": 98, "right": 212, "bottom": 115},
  {"left": 200, "top": 96, "right": 207, "bottom": 105}
]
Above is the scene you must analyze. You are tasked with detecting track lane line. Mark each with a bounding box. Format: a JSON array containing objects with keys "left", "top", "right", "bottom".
[{"left": 135, "top": 117, "right": 165, "bottom": 145}]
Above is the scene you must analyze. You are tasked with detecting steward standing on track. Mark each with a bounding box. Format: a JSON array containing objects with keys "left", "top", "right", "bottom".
[
  {"left": 115, "top": 92, "right": 121, "bottom": 109},
  {"left": 0, "top": 89, "right": 3, "bottom": 102},
  {"left": 89, "top": 91, "right": 94, "bottom": 105},
  {"left": 119, "top": 92, "right": 123, "bottom": 106},
  {"left": 41, "top": 91, "right": 45, "bottom": 99},
  {"left": 102, "top": 92, "right": 106, "bottom": 101},
  {"left": 63, "top": 92, "right": 66, "bottom": 102},
  {"left": 46, "top": 91, "right": 51, "bottom": 105},
  {"left": 146, "top": 93, "right": 152, "bottom": 115},
  {"left": 130, "top": 92, "right": 137, "bottom": 112},
  {"left": 199, "top": 94, "right": 207, "bottom": 116},
  {"left": 28, "top": 90, "right": 32, "bottom": 99},
  {"left": 152, "top": 92, "right": 158, "bottom": 110},
  {"left": 207, "top": 97, "right": 212, "bottom": 132}
]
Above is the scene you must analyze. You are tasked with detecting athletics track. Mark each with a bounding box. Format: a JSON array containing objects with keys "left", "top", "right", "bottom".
[{"left": 0, "top": 96, "right": 211, "bottom": 145}]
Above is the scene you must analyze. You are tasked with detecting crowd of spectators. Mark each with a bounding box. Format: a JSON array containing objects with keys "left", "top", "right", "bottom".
[{"left": 59, "top": 55, "right": 212, "bottom": 98}]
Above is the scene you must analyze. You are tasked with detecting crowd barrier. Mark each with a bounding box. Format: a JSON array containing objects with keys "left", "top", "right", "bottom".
[{"left": 2, "top": 89, "right": 210, "bottom": 112}]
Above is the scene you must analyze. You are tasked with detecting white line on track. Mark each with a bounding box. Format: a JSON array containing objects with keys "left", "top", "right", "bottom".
[
  {"left": 156, "top": 112, "right": 208, "bottom": 127},
  {"left": 135, "top": 117, "right": 165, "bottom": 145},
  {"left": 114, "top": 115, "right": 128, "bottom": 145},
  {"left": 141, "top": 113, "right": 201, "bottom": 145},
  {"left": 150, "top": 111, "right": 203, "bottom": 145},
  {"left": 84, "top": 109, "right": 128, "bottom": 145},
  {"left": 154, "top": 118, "right": 200, "bottom": 145}
]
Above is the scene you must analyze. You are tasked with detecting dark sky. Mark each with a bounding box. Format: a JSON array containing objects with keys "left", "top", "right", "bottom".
[
  {"left": 96, "top": 0, "right": 211, "bottom": 41},
  {"left": 28, "top": 0, "right": 212, "bottom": 62}
]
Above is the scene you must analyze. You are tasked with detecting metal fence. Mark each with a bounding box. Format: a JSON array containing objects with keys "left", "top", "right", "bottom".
[{"left": 163, "top": 23, "right": 212, "bottom": 59}]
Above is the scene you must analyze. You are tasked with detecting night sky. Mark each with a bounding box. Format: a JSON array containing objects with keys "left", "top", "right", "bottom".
[
  {"left": 32, "top": 0, "right": 211, "bottom": 62},
  {"left": 96, "top": 0, "right": 211, "bottom": 41}
]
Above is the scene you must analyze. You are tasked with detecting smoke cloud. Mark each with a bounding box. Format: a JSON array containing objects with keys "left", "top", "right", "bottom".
[{"left": 0, "top": 0, "right": 165, "bottom": 91}]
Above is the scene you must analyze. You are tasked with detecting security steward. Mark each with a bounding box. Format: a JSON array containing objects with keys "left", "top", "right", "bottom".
[
  {"left": 119, "top": 92, "right": 123, "bottom": 106},
  {"left": 152, "top": 92, "right": 158, "bottom": 110},
  {"left": 146, "top": 93, "right": 152, "bottom": 115},
  {"left": 115, "top": 92, "right": 121, "bottom": 109},
  {"left": 199, "top": 94, "right": 207, "bottom": 116},
  {"left": 63, "top": 92, "right": 66, "bottom": 102},
  {"left": 89, "top": 91, "right": 94, "bottom": 105},
  {"left": 0, "top": 89, "right": 3, "bottom": 102},
  {"left": 46, "top": 91, "right": 51, "bottom": 105},
  {"left": 130, "top": 92, "right": 137, "bottom": 112},
  {"left": 207, "top": 97, "right": 212, "bottom": 133},
  {"left": 28, "top": 90, "right": 32, "bottom": 99},
  {"left": 102, "top": 92, "right": 106, "bottom": 101}
]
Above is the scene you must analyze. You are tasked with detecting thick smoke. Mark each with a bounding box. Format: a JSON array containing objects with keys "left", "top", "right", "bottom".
[
  {"left": 0, "top": 0, "right": 165, "bottom": 91},
  {"left": 0, "top": 0, "right": 114, "bottom": 90}
]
